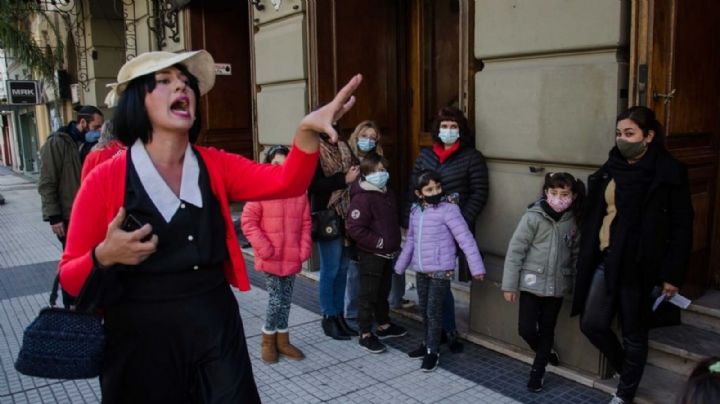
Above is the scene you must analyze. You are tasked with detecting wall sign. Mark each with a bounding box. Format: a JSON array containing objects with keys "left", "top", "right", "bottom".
[
  {"left": 7, "top": 81, "right": 41, "bottom": 104},
  {"left": 215, "top": 63, "right": 232, "bottom": 76}
]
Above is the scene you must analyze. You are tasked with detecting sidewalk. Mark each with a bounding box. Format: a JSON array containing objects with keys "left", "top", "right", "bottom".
[{"left": 0, "top": 166, "right": 610, "bottom": 403}]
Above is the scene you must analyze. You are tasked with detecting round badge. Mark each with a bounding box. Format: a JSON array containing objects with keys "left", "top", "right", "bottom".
[{"left": 350, "top": 209, "right": 360, "bottom": 219}]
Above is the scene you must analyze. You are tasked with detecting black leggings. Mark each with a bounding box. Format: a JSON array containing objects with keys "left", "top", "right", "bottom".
[
  {"left": 580, "top": 265, "right": 649, "bottom": 401},
  {"left": 518, "top": 292, "right": 563, "bottom": 371},
  {"left": 357, "top": 251, "right": 393, "bottom": 334}
]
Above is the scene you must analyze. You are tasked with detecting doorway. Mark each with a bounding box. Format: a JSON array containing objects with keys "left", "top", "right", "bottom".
[
  {"left": 630, "top": 0, "right": 720, "bottom": 295},
  {"left": 18, "top": 112, "right": 39, "bottom": 174}
]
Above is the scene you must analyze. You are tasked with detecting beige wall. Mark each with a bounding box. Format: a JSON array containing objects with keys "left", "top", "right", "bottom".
[
  {"left": 470, "top": 0, "right": 630, "bottom": 375},
  {"left": 252, "top": 2, "right": 307, "bottom": 150}
]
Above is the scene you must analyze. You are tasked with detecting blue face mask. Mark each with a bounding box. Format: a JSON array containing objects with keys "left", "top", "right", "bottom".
[
  {"left": 85, "top": 130, "right": 101, "bottom": 143},
  {"left": 357, "top": 138, "right": 376, "bottom": 152},
  {"left": 438, "top": 128, "right": 460, "bottom": 145},
  {"left": 365, "top": 171, "right": 389, "bottom": 189}
]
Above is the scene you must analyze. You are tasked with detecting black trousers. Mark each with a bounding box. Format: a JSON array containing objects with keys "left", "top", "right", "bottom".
[
  {"left": 580, "top": 265, "right": 649, "bottom": 401},
  {"left": 357, "top": 251, "right": 393, "bottom": 334},
  {"left": 518, "top": 292, "right": 563, "bottom": 371},
  {"left": 101, "top": 282, "right": 260, "bottom": 404},
  {"left": 416, "top": 273, "right": 450, "bottom": 354}
]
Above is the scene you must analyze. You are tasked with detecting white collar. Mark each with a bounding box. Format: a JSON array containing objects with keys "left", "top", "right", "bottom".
[{"left": 130, "top": 139, "right": 203, "bottom": 223}]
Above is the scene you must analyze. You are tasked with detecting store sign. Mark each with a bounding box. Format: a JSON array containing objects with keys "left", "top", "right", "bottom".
[{"left": 7, "top": 81, "right": 41, "bottom": 104}]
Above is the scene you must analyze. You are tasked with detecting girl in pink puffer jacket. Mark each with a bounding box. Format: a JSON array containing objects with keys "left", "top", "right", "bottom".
[
  {"left": 395, "top": 170, "right": 486, "bottom": 372},
  {"left": 241, "top": 145, "right": 312, "bottom": 364}
]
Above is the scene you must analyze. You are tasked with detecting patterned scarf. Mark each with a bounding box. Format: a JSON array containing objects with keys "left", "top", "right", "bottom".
[{"left": 319, "top": 138, "right": 357, "bottom": 218}]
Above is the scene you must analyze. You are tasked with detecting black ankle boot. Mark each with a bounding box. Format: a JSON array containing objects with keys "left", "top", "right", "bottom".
[
  {"left": 527, "top": 367, "right": 544, "bottom": 393},
  {"left": 322, "top": 315, "right": 350, "bottom": 340},
  {"left": 447, "top": 331, "right": 464, "bottom": 353},
  {"left": 336, "top": 315, "right": 358, "bottom": 337}
]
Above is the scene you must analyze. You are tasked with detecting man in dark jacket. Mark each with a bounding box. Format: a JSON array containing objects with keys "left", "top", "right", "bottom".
[{"left": 38, "top": 105, "right": 104, "bottom": 248}]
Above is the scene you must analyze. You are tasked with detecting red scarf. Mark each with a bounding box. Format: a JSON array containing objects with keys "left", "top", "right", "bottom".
[{"left": 433, "top": 142, "right": 460, "bottom": 164}]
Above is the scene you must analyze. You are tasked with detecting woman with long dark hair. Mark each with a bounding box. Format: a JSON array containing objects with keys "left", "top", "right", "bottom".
[{"left": 572, "top": 106, "right": 693, "bottom": 404}]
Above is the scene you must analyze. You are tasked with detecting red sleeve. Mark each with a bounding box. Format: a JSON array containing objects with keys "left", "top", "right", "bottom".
[
  {"left": 240, "top": 201, "right": 274, "bottom": 259},
  {"left": 214, "top": 143, "right": 319, "bottom": 202},
  {"left": 299, "top": 195, "right": 312, "bottom": 261},
  {"left": 59, "top": 164, "right": 115, "bottom": 296}
]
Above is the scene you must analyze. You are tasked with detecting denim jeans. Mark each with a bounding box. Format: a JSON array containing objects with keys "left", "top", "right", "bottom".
[
  {"left": 388, "top": 271, "right": 406, "bottom": 308},
  {"left": 317, "top": 237, "right": 350, "bottom": 316},
  {"left": 344, "top": 259, "right": 359, "bottom": 319},
  {"left": 442, "top": 290, "right": 457, "bottom": 332}
]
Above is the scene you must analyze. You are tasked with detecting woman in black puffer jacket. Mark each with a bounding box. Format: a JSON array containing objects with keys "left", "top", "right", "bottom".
[{"left": 402, "top": 106, "right": 489, "bottom": 353}]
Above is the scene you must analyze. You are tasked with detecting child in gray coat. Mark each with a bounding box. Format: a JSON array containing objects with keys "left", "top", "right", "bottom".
[{"left": 502, "top": 172, "right": 585, "bottom": 393}]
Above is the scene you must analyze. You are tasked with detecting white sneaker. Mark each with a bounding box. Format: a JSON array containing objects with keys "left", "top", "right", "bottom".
[{"left": 608, "top": 394, "right": 626, "bottom": 404}]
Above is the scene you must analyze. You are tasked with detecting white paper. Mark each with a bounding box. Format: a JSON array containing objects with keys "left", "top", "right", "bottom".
[{"left": 652, "top": 293, "right": 692, "bottom": 311}]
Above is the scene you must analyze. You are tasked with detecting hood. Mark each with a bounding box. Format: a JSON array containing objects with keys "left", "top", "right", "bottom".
[{"left": 350, "top": 179, "right": 386, "bottom": 196}]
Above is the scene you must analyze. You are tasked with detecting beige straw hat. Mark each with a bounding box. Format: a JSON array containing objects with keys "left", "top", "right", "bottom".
[{"left": 105, "top": 50, "right": 215, "bottom": 107}]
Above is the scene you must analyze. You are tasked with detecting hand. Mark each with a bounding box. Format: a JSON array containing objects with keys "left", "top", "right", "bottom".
[
  {"left": 662, "top": 282, "right": 679, "bottom": 299},
  {"left": 473, "top": 274, "right": 485, "bottom": 281},
  {"left": 503, "top": 291, "right": 517, "bottom": 303},
  {"left": 298, "top": 74, "right": 362, "bottom": 144},
  {"left": 94, "top": 208, "right": 158, "bottom": 267},
  {"left": 50, "top": 222, "right": 66, "bottom": 238},
  {"left": 345, "top": 166, "right": 360, "bottom": 184}
]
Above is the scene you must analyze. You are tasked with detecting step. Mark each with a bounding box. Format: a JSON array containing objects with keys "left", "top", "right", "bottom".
[
  {"left": 682, "top": 290, "right": 720, "bottom": 333},
  {"left": 595, "top": 363, "right": 685, "bottom": 404},
  {"left": 648, "top": 324, "right": 720, "bottom": 376}
]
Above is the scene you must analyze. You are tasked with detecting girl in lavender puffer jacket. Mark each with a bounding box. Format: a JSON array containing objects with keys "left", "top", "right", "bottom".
[
  {"left": 395, "top": 170, "right": 486, "bottom": 372},
  {"left": 242, "top": 145, "right": 311, "bottom": 364}
]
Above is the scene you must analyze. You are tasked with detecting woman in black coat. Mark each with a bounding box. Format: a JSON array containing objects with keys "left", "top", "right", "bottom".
[
  {"left": 403, "top": 106, "right": 489, "bottom": 352},
  {"left": 572, "top": 106, "right": 693, "bottom": 404}
]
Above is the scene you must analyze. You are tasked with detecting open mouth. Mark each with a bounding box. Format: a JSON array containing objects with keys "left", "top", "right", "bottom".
[{"left": 170, "top": 97, "right": 191, "bottom": 118}]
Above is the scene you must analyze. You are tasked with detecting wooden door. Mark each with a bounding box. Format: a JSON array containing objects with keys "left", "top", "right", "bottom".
[
  {"left": 309, "top": 0, "right": 408, "bottom": 203},
  {"left": 188, "top": 1, "right": 254, "bottom": 158},
  {"left": 630, "top": 0, "right": 720, "bottom": 294},
  {"left": 408, "top": 0, "right": 474, "bottom": 165}
]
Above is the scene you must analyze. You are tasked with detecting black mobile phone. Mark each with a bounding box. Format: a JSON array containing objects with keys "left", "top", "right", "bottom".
[{"left": 121, "top": 214, "right": 152, "bottom": 242}]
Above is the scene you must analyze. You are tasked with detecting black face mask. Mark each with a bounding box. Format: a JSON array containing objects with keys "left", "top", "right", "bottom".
[{"left": 423, "top": 193, "right": 444, "bottom": 206}]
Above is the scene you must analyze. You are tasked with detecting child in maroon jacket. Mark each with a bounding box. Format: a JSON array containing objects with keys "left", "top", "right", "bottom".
[{"left": 346, "top": 152, "right": 407, "bottom": 353}]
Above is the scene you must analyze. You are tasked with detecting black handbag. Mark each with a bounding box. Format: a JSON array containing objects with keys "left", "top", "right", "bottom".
[
  {"left": 311, "top": 209, "right": 341, "bottom": 241},
  {"left": 14, "top": 275, "right": 105, "bottom": 379}
]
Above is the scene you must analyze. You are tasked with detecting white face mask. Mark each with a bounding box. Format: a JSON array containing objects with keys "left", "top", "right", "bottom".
[
  {"left": 438, "top": 128, "right": 460, "bottom": 145},
  {"left": 365, "top": 171, "right": 389, "bottom": 189}
]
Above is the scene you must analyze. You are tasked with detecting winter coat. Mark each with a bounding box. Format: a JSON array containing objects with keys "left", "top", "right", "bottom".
[
  {"left": 38, "top": 125, "right": 81, "bottom": 223},
  {"left": 405, "top": 145, "right": 489, "bottom": 228},
  {"left": 571, "top": 147, "right": 693, "bottom": 317},
  {"left": 81, "top": 140, "right": 125, "bottom": 181},
  {"left": 59, "top": 144, "right": 318, "bottom": 296},
  {"left": 501, "top": 201, "right": 579, "bottom": 297},
  {"left": 395, "top": 199, "right": 486, "bottom": 276},
  {"left": 241, "top": 194, "right": 312, "bottom": 276},
  {"left": 346, "top": 180, "right": 401, "bottom": 255}
]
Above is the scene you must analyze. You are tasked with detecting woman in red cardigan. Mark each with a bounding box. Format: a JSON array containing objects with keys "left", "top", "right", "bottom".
[{"left": 59, "top": 49, "right": 361, "bottom": 404}]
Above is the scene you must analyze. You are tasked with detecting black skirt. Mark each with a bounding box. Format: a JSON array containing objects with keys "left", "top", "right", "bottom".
[{"left": 100, "top": 282, "right": 260, "bottom": 404}]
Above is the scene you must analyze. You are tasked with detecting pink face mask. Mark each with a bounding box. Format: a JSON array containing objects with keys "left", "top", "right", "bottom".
[{"left": 546, "top": 194, "right": 573, "bottom": 213}]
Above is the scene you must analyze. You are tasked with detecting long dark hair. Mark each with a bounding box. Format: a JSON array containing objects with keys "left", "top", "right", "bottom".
[
  {"left": 114, "top": 63, "right": 202, "bottom": 146},
  {"left": 542, "top": 172, "right": 586, "bottom": 225},
  {"left": 616, "top": 106, "right": 665, "bottom": 148},
  {"left": 413, "top": 169, "right": 442, "bottom": 193},
  {"left": 430, "top": 106, "right": 474, "bottom": 148}
]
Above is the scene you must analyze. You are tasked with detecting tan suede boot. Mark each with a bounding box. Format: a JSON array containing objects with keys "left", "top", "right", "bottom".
[
  {"left": 261, "top": 330, "right": 278, "bottom": 364},
  {"left": 276, "top": 330, "right": 305, "bottom": 360}
]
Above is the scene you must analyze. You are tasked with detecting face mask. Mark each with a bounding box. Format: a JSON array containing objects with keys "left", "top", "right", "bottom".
[
  {"left": 357, "top": 138, "right": 376, "bottom": 152},
  {"left": 438, "top": 128, "right": 460, "bottom": 145},
  {"left": 546, "top": 194, "right": 573, "bottom": 213},
  {"left": 616, "top": 137, "right": 647, "bottom": 160},
  {"left": 365, "top": 171, "right": 389, "bottom": 189},
  {"left": 85, "top": 130, "right": 101, "bottom": 143},
  {"left": 423, "top": 192, "right": 444, "bottom": 206}
]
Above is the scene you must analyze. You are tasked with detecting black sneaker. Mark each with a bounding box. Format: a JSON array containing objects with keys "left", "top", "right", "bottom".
[
  {"left": 408, "top": 344, "right": 426, "bottom": 359},
  {"left": 376, "top": 323, "right": 407, "bottom": 340},
  {"left": 359, "top": 334, "right": 386, "bottom": 354},
  {"left": 421, "top": 352, "right": 439, "bottom": 372},
  {"left": 549, "top": 350, "right": 560, "bottom": 366},
  {"left": 527, "top": 368, "right": 544, "bottom": 393}
]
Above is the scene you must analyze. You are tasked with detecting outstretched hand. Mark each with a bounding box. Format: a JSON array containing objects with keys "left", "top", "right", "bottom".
[{"left": 296, "top": 74, "right": 363, "bottom": 148}]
